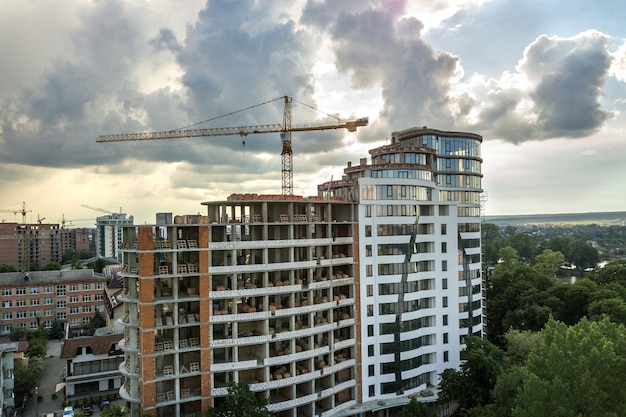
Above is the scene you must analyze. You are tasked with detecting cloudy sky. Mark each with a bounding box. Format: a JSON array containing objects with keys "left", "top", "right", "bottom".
[{"left": 1, "top": 0, "right": 625, "bottom": 225}]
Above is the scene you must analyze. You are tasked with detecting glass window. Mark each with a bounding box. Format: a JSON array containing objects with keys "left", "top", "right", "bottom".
[{"left": 16, "top": 288, "right": 26, "bottom": 295}]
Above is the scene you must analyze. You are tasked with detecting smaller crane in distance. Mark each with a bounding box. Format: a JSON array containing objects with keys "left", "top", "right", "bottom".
[
  {"left": 0, "top": 201, "right": 32, "bottom": 224},
  {"left": 59, "top": 214, "right": 95, "bottom": 228},
  {"left": 96, "top": 96, "right": 368, "bottom": 195},
  {"left": 81, "top": 204, "right": 123, "bottom": 215}
]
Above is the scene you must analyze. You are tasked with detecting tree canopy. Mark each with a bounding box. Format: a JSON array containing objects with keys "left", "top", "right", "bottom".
[
  {"left": 439, "top": 336, "right": 503, "bottom": 412},
  {"left": 512, "top": 317, "right": 626, "bottom": 417},
  {"left": 206, "top": 382, "right": 274, "bottom": 417}
]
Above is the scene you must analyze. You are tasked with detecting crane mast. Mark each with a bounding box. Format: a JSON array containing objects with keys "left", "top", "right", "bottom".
[{"left": 97, "top": 96, "right": 368, "bottom": 195}]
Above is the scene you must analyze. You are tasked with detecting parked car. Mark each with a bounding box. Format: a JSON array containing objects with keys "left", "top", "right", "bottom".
[
  {"left": 82, "top": 404, "right": 94, "bottom": 416},
  {"left": 63, "top": 406, "right": 74, "bottom": 417},
  {"left": 100, "top": 400, "right": 110, "bottom": 410}
]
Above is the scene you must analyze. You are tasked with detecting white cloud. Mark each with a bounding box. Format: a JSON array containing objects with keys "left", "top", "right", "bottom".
[{"left": 1, "top": 0, "right": 625, "bottom": 223}]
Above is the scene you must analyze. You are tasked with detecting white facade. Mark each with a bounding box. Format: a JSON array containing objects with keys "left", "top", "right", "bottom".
[
  {"left": 321, "top": 126, "right": 483, "bottom": 408},
  {"left": 95, "top": 213, "right": 133, "bottom": 261}
]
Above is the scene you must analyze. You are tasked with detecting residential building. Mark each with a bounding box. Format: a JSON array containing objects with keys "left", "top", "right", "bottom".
[
  {"left": 118, "top": 200, "right": 358, "bottom": 417},
  {"left": 61, "top": 330, "right": 125, "bottom": 397},
  {"left": 60, "top": 227, "right": 93, "bottom": 256},
  {"left": 0, "top": 339, "right": 21, "bottom": 417},
  {"left": 116, "top": 126, "right": 483, "bottom": 417},
  {"left": 0, "top": 223, "right": 61, "bottom": 271},
  {"left": 95, "top": 213, "right": 134, "bottom": 262},
  {"left": 0, "top": 223, "right": 93, "bottom": 270},
  {"left": 320, "top": 126, "right": 483, "bottom": 409},
  {"left": 0, "top": 269, "right": 107, "bottom": 335}
]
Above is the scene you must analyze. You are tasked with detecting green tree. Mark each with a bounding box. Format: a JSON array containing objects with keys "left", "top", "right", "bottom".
[
  {"left": 43, "top": 261, "right": 62, "bottom": 270},
  {"left": 439, "top": 337, "right": 503, "bottom": 412},
  {"left": 512, "top": 317, "right": 626, "bottom": 417},
  {"left": 402, "top": 397, "right": 436, "bottom": 417},
  {"left": 87, "top": 257, "right": 106, "bottom": 273},
  {"left": 206, "top": 382, "right": 274, "bottom": 417},
  {"left": 9, "top": 326, "right": 28, "bottom": 341},
  {"left": 101, "top": 405, "right": 128, "bottom": 417},
  {"left": 495, "top": 247, "right": 519, "bottom": 274},
  {"left": 559, "top": 278, "right": 597, "bottom": 325},
  {"left": 484, "top": 365, "right": 528, "bottom": 417},
  {"left": 588, "top": 297, "right": 626, "bottom": 324},
  {"left": 588, "top": 259, "right": 626, "bottom": 285},
  {"left": 0, "top": 263, "right": 17, "bottom": 272},
  {"left": 568, "top": 239, "right": 600, "bottom": 272},
  {"left": 49, "top": 320, "right": 65, "bottom": 340},
  {"left": 27, "top": 326, "right": 49, "bottom": 358},
  {"left": 91, "top": 310, "right": 107, "bottom": 329},
  {"left": 13, "top": 356, "right": 45, "bottom": 399},
  {"left": 502, "top": 329, "right": 542, "bottom": 366},
  {"left": 532, "top": 249, "right": 565, "bottom": 278}
]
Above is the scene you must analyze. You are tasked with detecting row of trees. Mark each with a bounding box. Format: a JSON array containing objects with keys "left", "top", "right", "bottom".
[
  {"left": 13, "top": 326, "right": 48, "bottom": 403},
  {"left": 441, "top": 317, "right": 626, "bottom": 417},
  {"left": 482, "top": 223, "right": 601, "bottom": 272},
  {"left": 437, "top": 223, "right": 626, "bottom": 415},
  {"left": 0, "top": 249, "right": 96, "bottom": 273},
  {"left": 488, "top": 248, "right": 626, "bottom": 345}
]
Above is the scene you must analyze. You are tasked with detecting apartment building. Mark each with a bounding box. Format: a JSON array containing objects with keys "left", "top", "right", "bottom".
[
  {"left": 118, "top": 198, "right": 358, "bottom": 417},
  {"left": 320, "top": 127, "right": 483, "bottom": 409},
  {"left": 61, "top": 330, "right": 125, "bottom": 397},
  {"left": 0, "top": 223, "right": 93, "bottom": 270},
  {"left": 0, "top": 269, "right": 107, "bottom": 335},
  {"left": 0, "top": 223, "right": 61, "bottom": 271},
  {"left": 60, "top": 227, "right": 92, "bottom": 256},
  {"left": 117, "top": 126, "right": 483, "bottom": 417},
  {"left": 0, "top": 338, "right": 23, "bottom": 417},
  {"left": 95, "top": 213, "right": 134, "bottom": 261}
]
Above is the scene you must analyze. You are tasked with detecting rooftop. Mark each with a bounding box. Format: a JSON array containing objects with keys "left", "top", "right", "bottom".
[{"left": 0, "top": 269, "right": 104, "bottom": 286}]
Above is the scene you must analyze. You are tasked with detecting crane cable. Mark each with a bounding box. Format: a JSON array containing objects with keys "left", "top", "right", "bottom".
[{"left": 173, "top": 96, "right": 286, "bottom": 131}]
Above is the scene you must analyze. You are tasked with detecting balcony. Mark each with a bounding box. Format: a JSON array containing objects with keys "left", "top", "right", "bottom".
[
  {"left": 266, "top": 393, "right": 318, "bottom": 412},
  {"left": 264, "top": 345, "right": 330, "bottom": 366},
  {"left": 119, "top": 383, "right": 140, "bottom": 404},
  {"left": 209, "top": 284, "right": 302, "bottom": 299}
]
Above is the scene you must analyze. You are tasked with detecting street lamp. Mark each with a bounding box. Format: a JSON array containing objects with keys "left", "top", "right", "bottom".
[{"left": 34, "top": 386, "right": 38, "bottom": 417}]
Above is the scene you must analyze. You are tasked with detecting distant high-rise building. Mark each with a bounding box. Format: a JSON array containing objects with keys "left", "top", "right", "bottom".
[
  {"left": 95, "top": 213, "right": 134, "bottom": 261},
  {"left": 116, "top": 126, "right": 483, "bottom": 417}
]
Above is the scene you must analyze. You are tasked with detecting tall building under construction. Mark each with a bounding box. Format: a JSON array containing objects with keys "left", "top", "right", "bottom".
[{"left": 117, "top": 127, "right": 483, "bottom": 417}]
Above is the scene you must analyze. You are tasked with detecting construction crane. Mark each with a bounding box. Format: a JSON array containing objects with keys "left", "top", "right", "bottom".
[
  {"left": 96, "top": 96, "right": 368, "bottom": 195},
  {"left": 0, "top": 201, "right": 32, "bottom": 224},
  {"left": 81, "top": 204, "right": 121, "bottom": 215},
  {"left": 59, "top": 214, "right": 94, "bottom": 228}
]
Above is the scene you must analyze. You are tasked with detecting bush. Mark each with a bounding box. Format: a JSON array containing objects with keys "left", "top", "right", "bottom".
[{"left": 52, "top": 393, "right": 58, "bottom": 400}]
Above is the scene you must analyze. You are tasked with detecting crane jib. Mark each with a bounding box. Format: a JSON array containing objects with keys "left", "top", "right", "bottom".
[{"left": 96, "top": 118, "right": 368, "bottom": 142}]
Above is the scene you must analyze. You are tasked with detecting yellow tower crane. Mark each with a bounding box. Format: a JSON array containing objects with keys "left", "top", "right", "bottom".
[
  {"left": 96, "top": 96, "right": 368, "bottom": 195},
  {"left": 0, "top": 201, "right": 32, "bottom": 224}
]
